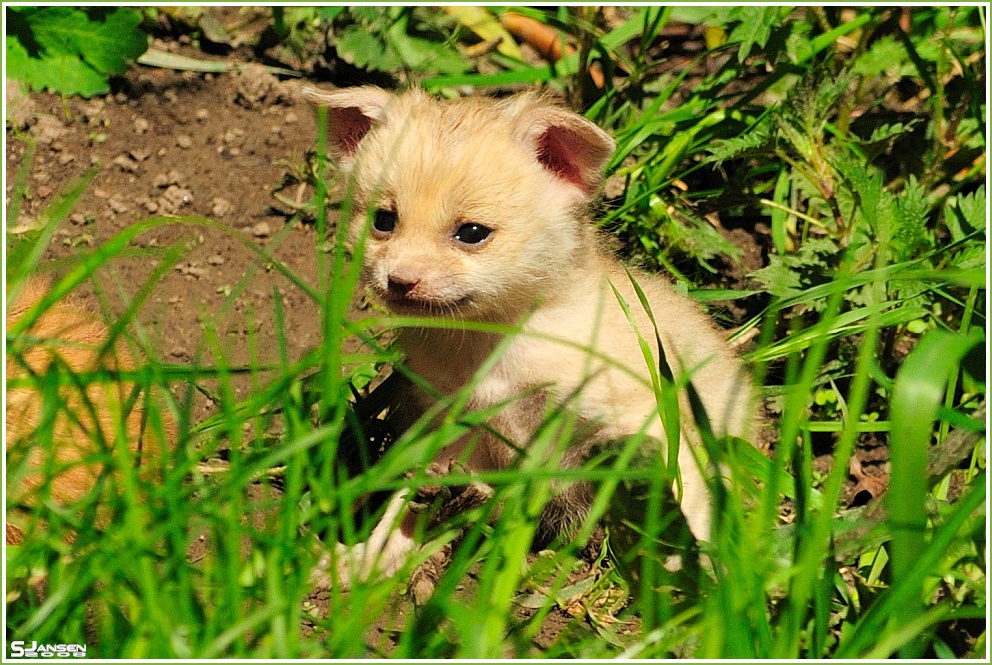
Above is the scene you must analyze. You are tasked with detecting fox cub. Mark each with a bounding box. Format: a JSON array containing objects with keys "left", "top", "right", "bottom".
[
  {"left": 304, "top": 86, "right": 754, "bottom": 587},
  {"left": 6, "top": 278, "right": 172, "bottom": 544}
]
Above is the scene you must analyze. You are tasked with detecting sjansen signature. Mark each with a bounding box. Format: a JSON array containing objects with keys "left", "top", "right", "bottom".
[{"left": 9, "top": 641, "right": 87, "bottom": 658}]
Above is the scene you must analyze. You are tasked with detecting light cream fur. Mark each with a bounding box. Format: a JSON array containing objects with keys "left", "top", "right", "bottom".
[{"left": 305, "top": 86, "right": 754, "bottom": 588}]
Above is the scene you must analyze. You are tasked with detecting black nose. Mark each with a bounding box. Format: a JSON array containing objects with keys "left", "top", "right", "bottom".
[{"left": 387, "top": 275, "right": 419, "bottom": 298}]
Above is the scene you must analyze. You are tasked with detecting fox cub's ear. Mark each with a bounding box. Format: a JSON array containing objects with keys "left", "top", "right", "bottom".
[
  {"left": 510, "top": 100, "right": 616, "bottom": 201},
  {"left": 302, "top": 85, "right": 394, "bottom": 169}
]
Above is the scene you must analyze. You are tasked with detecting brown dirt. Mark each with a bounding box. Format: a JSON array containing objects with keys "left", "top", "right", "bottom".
[{"left": 7, "top": 65, "right": 323, "bottom": 411}]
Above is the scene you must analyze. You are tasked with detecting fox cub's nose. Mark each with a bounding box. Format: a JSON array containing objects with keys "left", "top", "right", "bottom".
[{"left": 387, "top": 274, "right": 420, "bottom": 298}]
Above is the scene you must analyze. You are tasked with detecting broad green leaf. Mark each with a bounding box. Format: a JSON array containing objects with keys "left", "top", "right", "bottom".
[
  {"left": 7, "top": 6, "right": 147, "bottom": 97},
  {"left": 28, "top": 7, "right": 146, "bottom": 75},
  {"left": 23, "top": 52, "right": 110, "bottom": 97}
]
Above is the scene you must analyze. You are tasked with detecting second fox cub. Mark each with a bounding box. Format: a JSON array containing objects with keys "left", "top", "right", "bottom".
[
  {"left": 6, "top": 278, "right": 173, "bottom": 544},
  {"left": 305, "top": 86, "right": 755, "bottom": 586}
]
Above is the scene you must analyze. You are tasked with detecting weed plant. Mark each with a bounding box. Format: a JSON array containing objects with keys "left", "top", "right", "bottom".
[{"left": 5, "top": 6, "right": 986, "bottom": 659}]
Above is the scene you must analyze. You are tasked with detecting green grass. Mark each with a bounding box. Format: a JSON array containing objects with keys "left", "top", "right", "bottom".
[{"left": 6, "top": 6, "right": 986, "bottom": 659}]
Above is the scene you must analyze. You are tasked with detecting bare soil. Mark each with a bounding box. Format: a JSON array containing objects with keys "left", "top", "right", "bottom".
[{"left": 7, "top": 64, "right": 323, "bottom": 410}]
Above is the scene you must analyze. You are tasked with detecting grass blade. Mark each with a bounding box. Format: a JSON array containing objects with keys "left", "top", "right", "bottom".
[{"left": 886, "top": 328, "right": 984, "bottom": 655}]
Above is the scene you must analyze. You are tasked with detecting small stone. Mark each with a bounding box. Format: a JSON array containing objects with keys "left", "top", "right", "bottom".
[
  {"left": 222, "top": 128, "right": 246, "bottom": 146},
  {"left": 176, "top": 263, "right": 206, "bottom": 278},
  {"left": 108, "top": 197, "right": 130, "bottom": 214},
  {"left": 129, "top": 149, "right": 150, "bottom": 162},
  {"left": 70, "top": 213, "right": 86, "bottom": 225},
  {"left": 176, "top": 135, "right": 193, "bottom": 149},
  {"left": 113, "top": 154, "right": 140, "bottom": 173},
  {"left": 81, "top": 99, "right": 105, "bottom": 122},
  {"left": 152, "top": 169, "right": 183, "bottom": 188},
  {"left": 233, "top": 64, "right": 277, "bottom": 109},
  {"left": 32, "top": 115, "right": 66, "bottom": 144},
  {"left": 195, "top": 108, "right": 209, "bottom": 121},
  {"left": 284, "top": 111, "right": 298, "bottom": 124},
  {"left": 160, "top": 185, "right": 193, "bottom": 212},
  {"left": 251, "top": 222, "right": 272, "bottom": 238},
  {"left": 36, "top": 185, "right": 52, "bottom": 198},
  {"left": 207, "top": 254, "right": 225, "bottom": 266},
  {"left": 134, "top": 117, "right": 151, "bottom": 134},
  {"left": 211, "top": 197, "right": 232, "bottom": 217},
  {"left": 163, "top": 90, "right": 178, "bottom": 103},
  {"left": 58, "top": 153, "right": 77, "bottom": 165}
]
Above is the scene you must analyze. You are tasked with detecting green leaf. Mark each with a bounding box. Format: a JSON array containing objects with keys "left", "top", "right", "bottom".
[
  {"left": 727, "top": 6, "right": 786, "bottom": 62},
  {"left": 22, "top": 51, "right": 110, "bottom": 98},
  {"left": 387, "top": 20, "right": 467, "bottom": 76},
  {"left": 861, "top": 119, "right": 923, "bottom": 145},
  {"left": 852, "top": 35, "right": 916, "bottom": 79},
  {"left": 891, "top": 175, "right": 934, "bottom": 262},
  {"left": 6, "top": 6, "right": 147, "bottom": 97},
  {"left": 28, "top": 7, "right": 145, "bottom": 75},
  {"left": 703, "top": 119, "right": 772, "bottom": 166},
  {"left": 319, "top": 7, "right": 346, "bottom": 21},
  {"left": 348, "top": 6, "right": 387, "bottom": 24},
  {"left": 335, "top": 28, "right": 394, "bottom": 71},
  {"left": 749, "top": 237, "right": 839, "bottom": 300},
  {"left": 749, "top": 256, "right": 802, "bottom": 299},
  {"left": 946, "top": 185, "right": 987, "bottom": 242}
]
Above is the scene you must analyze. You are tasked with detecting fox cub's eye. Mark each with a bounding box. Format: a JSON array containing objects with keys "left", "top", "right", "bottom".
[
  {"left": 372, "top": 209, "right": 397, "bottom": 234},
  {"left": 454, "top": 223, "right": 492, "bottom": 245}
]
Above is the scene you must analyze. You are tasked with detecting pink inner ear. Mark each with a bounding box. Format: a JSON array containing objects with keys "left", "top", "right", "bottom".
[
  {"left": 329, "top": 106, "right": 376, "bottom": 157},
  {"left": 536, "top": 125, "right": 592, "bottom": 194}
]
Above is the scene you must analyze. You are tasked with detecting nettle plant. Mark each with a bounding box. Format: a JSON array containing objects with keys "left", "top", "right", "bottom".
[{"left": 706, "top": 61, "right": 985, "bottom": 412}]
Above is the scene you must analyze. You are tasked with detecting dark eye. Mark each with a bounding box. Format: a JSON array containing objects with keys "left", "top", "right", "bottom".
[
  {"left": 373, "top": 209, "right": 397, "bottom": 234},
  {"left": 453, "top": 223, "right": 492, "bottom": 245}
]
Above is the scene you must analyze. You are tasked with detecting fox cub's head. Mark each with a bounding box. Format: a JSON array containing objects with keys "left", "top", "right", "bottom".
[{"left": 307, "top": 86, "right": 616, "bottom": 322}]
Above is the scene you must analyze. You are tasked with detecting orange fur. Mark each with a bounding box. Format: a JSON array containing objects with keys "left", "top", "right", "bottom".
[{"left": 6, "top": 277, "right": 173, "bottom": 543}]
